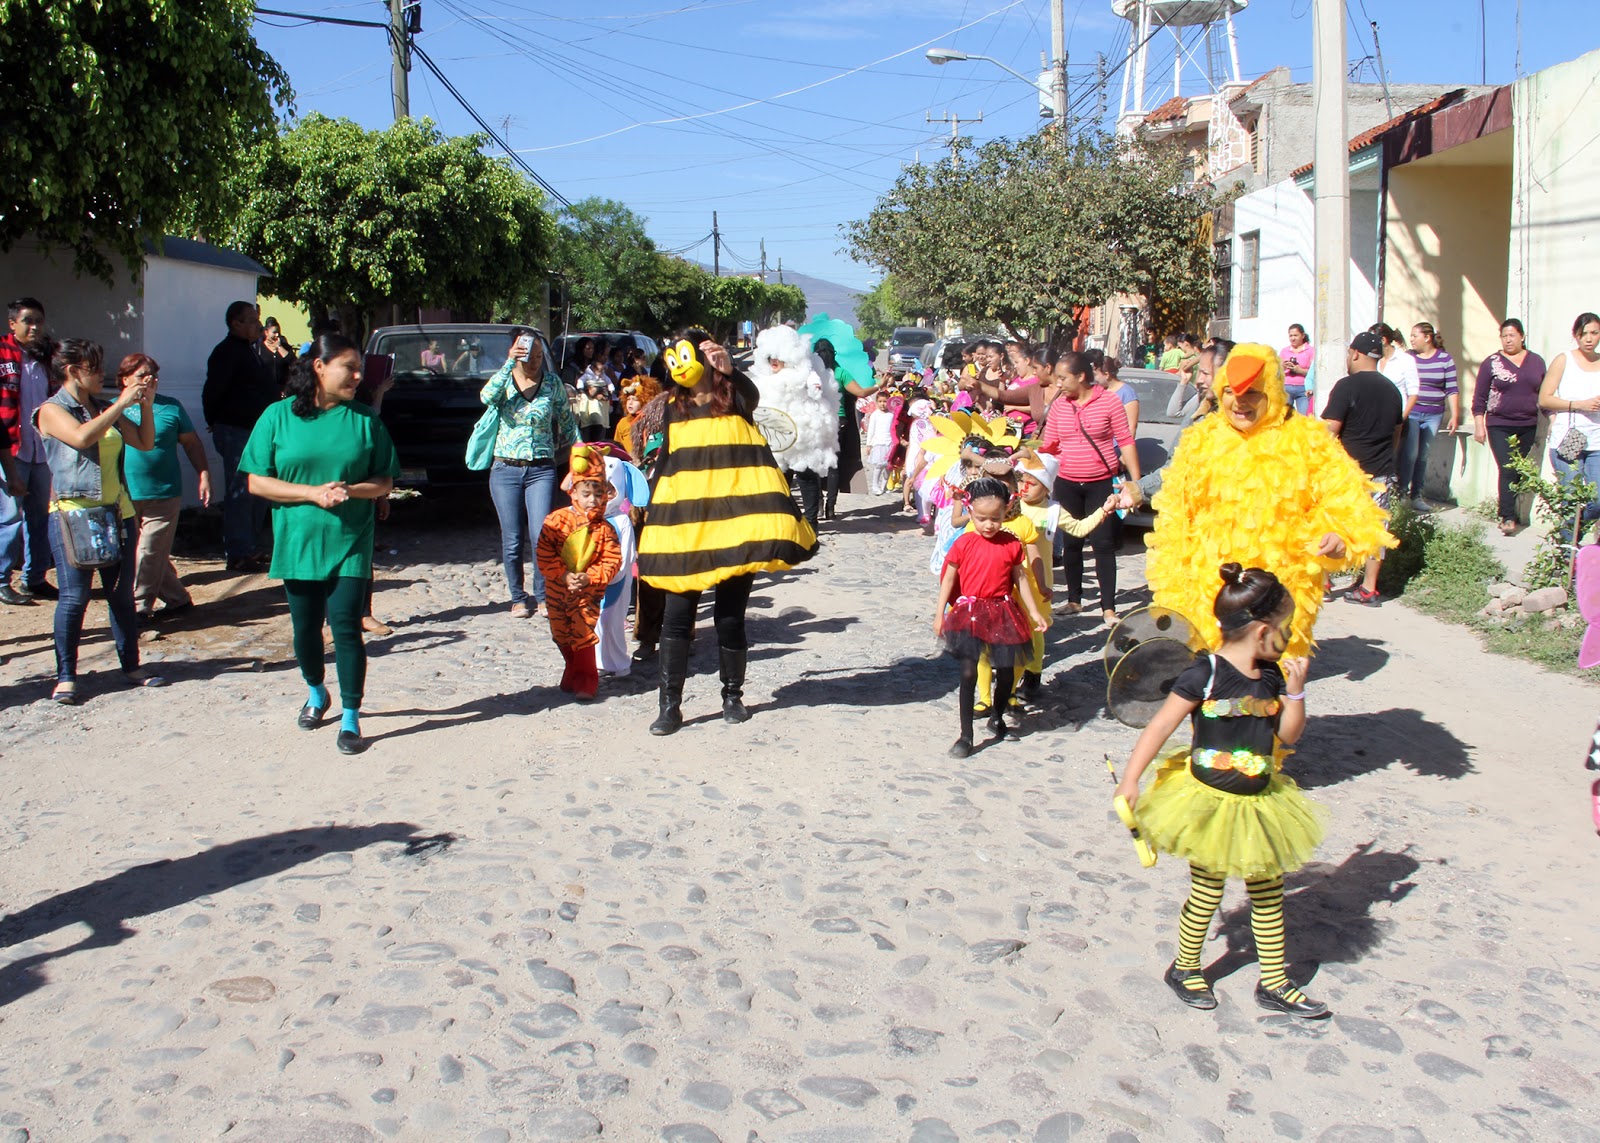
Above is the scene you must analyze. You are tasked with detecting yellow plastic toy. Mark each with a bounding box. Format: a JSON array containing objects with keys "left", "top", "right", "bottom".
[{"left": 1106, "top": 757, "right": 1158, "bottom": 868}]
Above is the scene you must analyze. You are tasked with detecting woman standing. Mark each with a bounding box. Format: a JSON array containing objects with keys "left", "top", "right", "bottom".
[
  {"left": 816, "top": 338, "right": 876, "bottom": 520},
  {"left": 1088, "top": 349, "right": 1141, "bottom": 436},
  {"left": 1473, "top": 319, "right": 1546, "bottom": 534},
  {"left": 240, "top": 334, "right": 400, "bottom": 754},
  {"left": 1035, "top": 349, "right": 1142, "bottom": 625},
  {"left": 637, "top": 330, "right": 817, "bottom": 736},
  {"left": 1280, "top": 324, "right": 1314, "bottom": 414},
  {"left": 35, "top": 339, "right": 163, "bottom": 703},
  {"left": 1402, "top": 322, "right": 1459, "bottom": 510},
  {"left": 1371, "top": 323, "right": 1420, "bottom": 424},
  {"left": 1538, "top": 312, "right": 1600, "bottom": 543},
  {"left": 481, "top": 331, "right": 580, "bottom": 618},
  {"left": 118, "top": 354, "right": 212, "bottom": 620}
]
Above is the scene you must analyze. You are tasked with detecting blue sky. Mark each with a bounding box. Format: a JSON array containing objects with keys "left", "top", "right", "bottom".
[{"left": 254, "top": 0, "right": 1590, "bottom": 293}]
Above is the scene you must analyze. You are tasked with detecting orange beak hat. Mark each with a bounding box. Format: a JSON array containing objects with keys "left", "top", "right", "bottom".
[
  {"left": 561, "top": 444, "right": 615, "bottom": 494},
  {"left": 1213, "top": 342, "right": 1290, "bottom": 432}
]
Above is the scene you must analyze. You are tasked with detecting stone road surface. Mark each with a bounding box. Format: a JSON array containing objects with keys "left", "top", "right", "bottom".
[{"left": 1, "top": 494, "right": 1597, "bottom": 1143}]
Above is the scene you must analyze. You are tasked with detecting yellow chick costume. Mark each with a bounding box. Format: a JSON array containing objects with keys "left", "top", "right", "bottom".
[{"left": 1144, "top": 344, "right": 1395, "bottom": 658}]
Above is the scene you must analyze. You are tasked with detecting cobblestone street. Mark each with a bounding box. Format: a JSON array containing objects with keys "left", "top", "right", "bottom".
[{"left": 1, "top": 496, "right": 1597, "bottom": 1143}]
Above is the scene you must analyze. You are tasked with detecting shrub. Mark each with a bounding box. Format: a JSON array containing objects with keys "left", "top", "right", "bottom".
[{"left": 1506, "top": 442, "right": 1597, "bottom": 590}]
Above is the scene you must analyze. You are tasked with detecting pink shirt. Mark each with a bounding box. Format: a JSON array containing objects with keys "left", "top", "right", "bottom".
[
  {"left": 1281, "top": 343, "right": 1314, "bottom": 380},
  {"left": 1037, "top": 387, "right": 1133, "bottom": 481}
]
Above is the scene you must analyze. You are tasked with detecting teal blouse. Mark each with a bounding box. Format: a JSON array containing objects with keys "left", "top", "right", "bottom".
[{"left": 480, "top": 361, "right": 579, "bottom": 462}]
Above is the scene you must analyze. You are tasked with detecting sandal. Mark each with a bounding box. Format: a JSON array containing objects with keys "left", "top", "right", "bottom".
[
  {"left": 123, "top": 668, "right": 168, "bottom": 688},
  {"left": 51, "top": 681, "right": 78, "bottom": 705}
]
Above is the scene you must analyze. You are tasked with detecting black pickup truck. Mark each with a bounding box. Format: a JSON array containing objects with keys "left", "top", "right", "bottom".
[{"left": 363, "top": 323, "right": 552, "bottom": 487}]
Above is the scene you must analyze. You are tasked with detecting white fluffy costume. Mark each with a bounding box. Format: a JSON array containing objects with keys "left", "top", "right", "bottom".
[
  {"left": 597, "top": 454, "right": 650, "bottom": 677},
  {"left": 749, "top": 325, "right": 839, "bottom": 475}
]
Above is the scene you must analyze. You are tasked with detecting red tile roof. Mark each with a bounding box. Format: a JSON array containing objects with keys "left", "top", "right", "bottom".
[
  {"left": 1142, "top": 95, "right": 1189, "bottom": 126},
  {"left": 1290, "top": 89, "right": 1467, "bottom": 178}
]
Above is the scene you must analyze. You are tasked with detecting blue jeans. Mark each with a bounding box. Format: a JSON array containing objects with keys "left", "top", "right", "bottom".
[
  {"left": 1284, "top": 384, "right": 1309, "bottom": 416},
  {"left": 213, "top": 423, "right": 267, "bottom": 563},
  {"left": 49, "top": 513, "right": 140, "bottom": 681},
  {"left": 0, "top": 458, "right": 54, "bottom": 584},
  {"left": 1397, "top": 413, "right": 1442, "bottom": 499},
  {"left": 1550, "top": 448, "right": 1600, "bottom": 543},
  {"left": 488, "top": 460, "right": 556, "bottom": 605}
]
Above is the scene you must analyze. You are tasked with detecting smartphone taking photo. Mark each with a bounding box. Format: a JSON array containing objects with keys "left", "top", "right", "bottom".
[{"left": 512, "top": 334, "right": 534, "bottom": 361}]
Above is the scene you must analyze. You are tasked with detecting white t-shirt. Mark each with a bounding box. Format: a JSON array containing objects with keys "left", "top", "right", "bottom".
[
  {"left": 1551, "top": 348, "right": 1600, "bottom": 450},
  {"left": 864, "top": 409, "right": 895, "bottom": 448},
  {"left": 1380, "top": 350, "right": 1419, "bottom": 406}
]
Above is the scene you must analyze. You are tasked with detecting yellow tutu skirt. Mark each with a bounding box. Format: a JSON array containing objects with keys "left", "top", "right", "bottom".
[{"left": 1136, "top": 748, "right": 1326, "bottom": 880}]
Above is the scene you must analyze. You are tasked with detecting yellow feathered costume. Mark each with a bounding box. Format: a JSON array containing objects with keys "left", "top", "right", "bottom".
[{"left": 1144, "top": 343, "right": 1395, "bottom": 658}]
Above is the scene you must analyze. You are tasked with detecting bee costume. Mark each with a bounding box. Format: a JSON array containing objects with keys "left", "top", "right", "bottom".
[{"left": 637, "top": 334, "right": 817, "bottom": 735}]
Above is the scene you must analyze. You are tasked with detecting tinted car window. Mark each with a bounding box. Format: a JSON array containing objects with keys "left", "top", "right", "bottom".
[
  {"left": 372, "top": 330, "right": 523, "bottom": 381},
  {"left": 1123, "top": 372, "right": 1184, "bottom": 425},
  {"left": 891, "top": 330, "right": 935, "bottom": 347}
]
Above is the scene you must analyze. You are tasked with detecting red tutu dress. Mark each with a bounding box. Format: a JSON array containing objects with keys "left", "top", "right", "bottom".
[{"left": 940, "top": 530, "right": 1033, "bottom": 666}]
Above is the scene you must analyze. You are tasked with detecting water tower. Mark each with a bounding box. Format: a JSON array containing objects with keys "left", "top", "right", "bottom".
[{"left": 1113, "top": 0, "right": 1246, "bottom": 131}]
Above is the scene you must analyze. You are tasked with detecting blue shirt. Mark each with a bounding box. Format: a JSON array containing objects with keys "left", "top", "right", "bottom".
[
  {"left": 481, "top": 362, "right": 579, "bottom": 462},
  {"left": 123, "top": 394, "right": 197, "bottom": 501}
]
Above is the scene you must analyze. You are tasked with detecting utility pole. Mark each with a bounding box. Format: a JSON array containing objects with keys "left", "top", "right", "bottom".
[
  {"left": 388, "top": 0, "right": 412, "bottom": 121},
  {"left": 759, "top": 239, "right": 768, "bottom": 283},
  {"left": 1312, "top": 0, "right": 1350, "bottom": 382},
  {"left": 1096, "top": 52, "right": 1108, "bottom": 121},
  {"left": 1049, "top": 0, "right": 1068, "bottom": 139},
  {"left": 926, "top": 111, "right": 983, "bottom": 165},
  {"left": 777, "top": 258, "right": 784, "bottom": 285},
  {"left": 712, "top": 211, "right": 721, "bottom": 277},
  {"left": 1369, "top": 21, "right": 1393, "bottom": 117}
]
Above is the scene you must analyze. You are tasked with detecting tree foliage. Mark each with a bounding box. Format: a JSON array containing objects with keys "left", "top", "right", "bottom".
[
  {"left": 853, "top": 275, "right": 932, "bottom": 343},
  {"left": 209, "top": 114, "right": 553, "bottom": 344},
  {"left": 0, "top": 0, "right": 291, "bottom": 280},
  {"left": 845, "top": 131, "right": 1229, "bottom": 338}
]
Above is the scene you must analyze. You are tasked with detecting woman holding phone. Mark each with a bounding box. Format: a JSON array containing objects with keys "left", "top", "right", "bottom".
[{"left": 481, "top": 329, "right": 580, "bottom": 618}]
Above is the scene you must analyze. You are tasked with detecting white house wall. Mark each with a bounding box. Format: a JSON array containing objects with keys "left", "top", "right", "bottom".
[
  {"left": 142, "top": 258, "right": 264, "bottom": 506},
  {"left": 1230, "top": 179, "right": 1377, "bottom": 361},
  {"left": 0, "top": 239, "right": 142, "bottom": 358}
]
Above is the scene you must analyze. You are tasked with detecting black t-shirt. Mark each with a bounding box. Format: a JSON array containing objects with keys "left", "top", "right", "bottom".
[
  {"left": 1322, "top": 370, "right": 1404, "bottom": 477},
  {"left": 1171, "top": 653, "right": 1284, "bottom": 795}
]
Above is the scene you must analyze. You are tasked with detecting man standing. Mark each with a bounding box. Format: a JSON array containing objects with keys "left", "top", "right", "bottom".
[
  {"left": 202, "top": 300, "right": 278, "bottom": 572},
  {"left": 0, "top": 297, "right": 57, "bottom": 604},
  {"left": 1323, "top": 330, "right": 1404, "bottom": 607}
]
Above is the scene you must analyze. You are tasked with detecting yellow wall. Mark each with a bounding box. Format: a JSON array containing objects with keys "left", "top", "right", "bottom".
[
  {"left": 1383, "top": 154, "right": 1512, "bottom": 506},
  {"left": 257, "top": 295, "right": 312, "bottom": 348}
]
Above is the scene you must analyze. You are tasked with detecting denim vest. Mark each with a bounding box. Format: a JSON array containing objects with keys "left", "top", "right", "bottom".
[{"left": 36, "top": 388, "right": 118, "bottom": 501}]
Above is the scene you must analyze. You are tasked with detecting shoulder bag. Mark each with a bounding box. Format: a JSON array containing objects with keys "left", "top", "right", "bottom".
[{"left": 50, "top": 394, "right": 125, "bottom": 569}]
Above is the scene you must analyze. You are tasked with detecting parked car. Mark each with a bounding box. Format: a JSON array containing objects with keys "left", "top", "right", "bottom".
[
  {"left": 886, "top": 326, "right": 936, "bottom": 375},
  {"left": 919, "top": 333, "right": 984, "bottom": 371},
  {"left": 551, "top": 330, "right": 660, "bottom": 382},
  {"left": 364, "top": 323, "right": 550, "bottom": 487},
  {"left": 1115, "top": 367, "right": 1191, "bottom": 529}
]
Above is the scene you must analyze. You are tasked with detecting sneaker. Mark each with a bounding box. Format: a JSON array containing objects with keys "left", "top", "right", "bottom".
[
  {"left": 0, "top": 583, "right": 34, "bottom": 606},
  {"left": 1345, "top": 586, "right": 1381, "bottom": 607}
]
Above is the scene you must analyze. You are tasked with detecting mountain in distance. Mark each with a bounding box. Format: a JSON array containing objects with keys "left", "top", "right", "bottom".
[{"left": 694, "top": 263, "right": 861, "bottom": 330}]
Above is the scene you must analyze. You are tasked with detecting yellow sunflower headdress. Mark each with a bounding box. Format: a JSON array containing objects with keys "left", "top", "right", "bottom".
[{"left": 918, "top": 410, "right": 1024, "bottom": 486}]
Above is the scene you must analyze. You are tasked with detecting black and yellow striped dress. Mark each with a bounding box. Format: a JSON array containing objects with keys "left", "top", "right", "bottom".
[{"left": 637, "top": 378, "right": 817, "bottom": 593}]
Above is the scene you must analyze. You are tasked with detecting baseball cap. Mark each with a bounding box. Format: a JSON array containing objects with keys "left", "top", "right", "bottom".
[{"left": 1349, "top": 331, "right": 1384, "bottom": 358}]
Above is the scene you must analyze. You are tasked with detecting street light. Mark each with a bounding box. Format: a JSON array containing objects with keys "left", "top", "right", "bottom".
[{"left": 925, "top": 47, "right": 1054, "bottom": 118}]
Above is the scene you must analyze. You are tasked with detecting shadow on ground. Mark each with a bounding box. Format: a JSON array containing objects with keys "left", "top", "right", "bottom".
[
  {"left": 0, "top": 823, "right": 449, "bottom": 1007},
  {"left": 1293, "top": 709, "right": 1475, "bottom": 788}
]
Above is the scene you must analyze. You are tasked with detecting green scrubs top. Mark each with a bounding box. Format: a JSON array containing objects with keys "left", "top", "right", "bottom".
[{"left": 239, "top": 398, "right": 401, "bottom": 581}]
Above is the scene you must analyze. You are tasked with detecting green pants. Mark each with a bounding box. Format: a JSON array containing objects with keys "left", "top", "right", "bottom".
[{"left": 284, "top": 575, "right": 367, "bottom": 710}]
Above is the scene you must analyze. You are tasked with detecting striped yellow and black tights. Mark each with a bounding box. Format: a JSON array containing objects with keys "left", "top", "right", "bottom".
[{"left": 1175, "top": 864, "right": 1306, "bottom": 1003}]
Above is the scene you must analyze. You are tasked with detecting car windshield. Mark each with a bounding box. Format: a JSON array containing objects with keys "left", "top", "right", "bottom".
[
  {"left": 374, "top": 330, "right": 522, "bottom": 380},
  {"left": 893, "top": 331, "right": 935, "bottom": 347},
  {"left": 1121, "top": 371, "right": 1185, "bottom": 425}
]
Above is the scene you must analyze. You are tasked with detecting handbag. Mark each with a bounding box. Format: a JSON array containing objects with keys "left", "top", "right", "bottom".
[
  {"left": 1556, "top": 425, "right": 1588, "bottom": 464},
  {"left": 465, "top": 404, "right": 500, "bottom": 470},
  {"left": 56, "top": 504, "right": 123, "bottom": 569}
]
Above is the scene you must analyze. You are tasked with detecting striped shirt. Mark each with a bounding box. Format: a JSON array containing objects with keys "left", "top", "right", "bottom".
[
  {"left": 1411, "top": 350, "right": 1459, "bottom": 417},
  {"left": 1037, "top": 387, "right": 1133, "bottom": 481}
]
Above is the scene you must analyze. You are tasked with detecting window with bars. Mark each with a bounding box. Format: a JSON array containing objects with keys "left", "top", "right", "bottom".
[
  {"left": 1213, "top": 238, "right": 1233, "bottom": 321},
  {"left": 1238, "top": 230, "right": 1261, "bottom": 319}
]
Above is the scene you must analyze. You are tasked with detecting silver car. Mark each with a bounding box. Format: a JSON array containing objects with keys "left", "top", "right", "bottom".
[{"left": 1114, "top": 367, "right": 1196, "bottom": 528}]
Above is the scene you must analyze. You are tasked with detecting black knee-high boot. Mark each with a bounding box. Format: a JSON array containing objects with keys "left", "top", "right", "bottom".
[
  {"left": 719, "top": 647, "right": 750, "bottom": 723},
  {"left": 650, "top": 637, "right": 690, "bottom": 736}
]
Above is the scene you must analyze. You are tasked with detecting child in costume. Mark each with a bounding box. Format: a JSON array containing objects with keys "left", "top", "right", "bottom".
[
  {"left": 535, "top": 444, "right": 624, "bottom": 700},
  {"left": 596, "top": 453, "right": 649, "bottom": 678},
  {"left": 1145, "top": 343, "right": 1394, "bottom": 658},
  {"left": 1114, "top": 563, "right": 1328, "bottom": 1019},
  {"left": 935, "top": 477, "right": 1050, "bottom": 759},
  {"left": 863, "top": 395, "right": 895, "bottom": 495}
]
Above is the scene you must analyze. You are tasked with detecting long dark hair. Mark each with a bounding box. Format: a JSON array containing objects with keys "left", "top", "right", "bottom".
[
  {"left": 289, "top": 332, "right": 360, "bottom": 418},
  {"left": 666, "top": 327, "right": 734, "bottom": 417},
  {"left": 50, "top": 338, "right": 103, "bottom": 385},
  {"left": 1215, "top": 562, "right": 1291, "bottom": 633},
  {"left": 814, "top": 338, "right": 838, "bottom": 372}
]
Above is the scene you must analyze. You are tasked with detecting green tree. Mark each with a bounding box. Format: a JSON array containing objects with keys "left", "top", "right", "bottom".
[
  {"left": 208, "top": 114, "right": 552, "bottom": 344},
  {"left": 0, "top": 0, "right": 290, "bottom": 281},
  {"left": 551, "top": 198, "right": 667, "bottom": 331},
  {"left": 854, "top": 275, "right": 931, "bottom": 343},
  {"left": 845, "top": 131, "right": 1228, "bottom": 338}
]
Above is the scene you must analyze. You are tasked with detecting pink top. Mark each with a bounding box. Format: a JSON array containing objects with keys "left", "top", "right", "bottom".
[
  {"left": 1036, "top": 387, "right": 1133, "bottom": 481},
  {"left": 1004, "top": 375, "right": 1039, "bottom": 422},
  {"left": 1281, "top": 343, "right": 1314, "bottom": 380}
]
